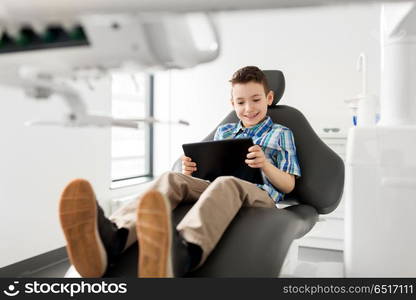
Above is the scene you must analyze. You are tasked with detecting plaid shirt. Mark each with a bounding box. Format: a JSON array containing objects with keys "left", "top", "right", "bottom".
[{"left": 214, "top": 116, "right": 301, "bottom": 203}]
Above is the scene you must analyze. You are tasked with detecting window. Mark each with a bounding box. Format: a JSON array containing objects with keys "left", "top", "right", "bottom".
[{"left": 111, "top": 72, "right": 153, "bottom": 186}]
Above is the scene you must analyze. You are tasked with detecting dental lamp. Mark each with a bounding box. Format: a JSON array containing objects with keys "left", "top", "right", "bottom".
[
  {"left": 14, "top": 69, "right": 189, "bottom": 129},
  {"left": 0, "top": 11, "right": 220, "bottom": 127}
]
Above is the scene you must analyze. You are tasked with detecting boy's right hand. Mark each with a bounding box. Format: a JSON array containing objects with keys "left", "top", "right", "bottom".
[{"left": 181, "top": 155, "right": 197, "bottom": 176}]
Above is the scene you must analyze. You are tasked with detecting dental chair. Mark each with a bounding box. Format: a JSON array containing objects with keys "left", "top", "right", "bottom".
[
  {"left": 103, "top": 70, "right": 344, "bottom": 277},
  {"left": 67, "top": 70, "right": 345, "bottom": 277}
]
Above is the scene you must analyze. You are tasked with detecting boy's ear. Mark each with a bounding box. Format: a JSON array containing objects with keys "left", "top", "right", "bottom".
[
  {"left": 267, "top": 90, "right": 274, "bottom": 105},
  {"left": 230, "top": 98, "right": 235, "bottom": 106}
]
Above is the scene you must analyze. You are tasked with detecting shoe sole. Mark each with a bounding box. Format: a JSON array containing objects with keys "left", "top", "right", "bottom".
[
  {"left": 59, "top": 179, "right": 107, "bottom": 277},
  {"left": 136, "top": 190, "right": 173, "bottom": 278}
]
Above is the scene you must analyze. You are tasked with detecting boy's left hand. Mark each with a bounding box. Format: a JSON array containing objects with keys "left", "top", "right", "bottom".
[{"left": 245, "top": 145, "right": 267, "bottom": 169}]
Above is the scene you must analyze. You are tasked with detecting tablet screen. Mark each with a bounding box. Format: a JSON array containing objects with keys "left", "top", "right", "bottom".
[{"left": 182, "top": 138, "right": 264, "bottom": 185}]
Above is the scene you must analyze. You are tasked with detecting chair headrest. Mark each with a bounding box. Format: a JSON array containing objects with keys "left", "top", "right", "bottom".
[{"left": 263, "top": 70, "right": 285, "bottom": 106}]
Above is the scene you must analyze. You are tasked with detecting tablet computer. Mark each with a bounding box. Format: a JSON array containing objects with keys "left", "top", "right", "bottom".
[{"left": 182, "top": 138, "right": 264, "bottom": 185}]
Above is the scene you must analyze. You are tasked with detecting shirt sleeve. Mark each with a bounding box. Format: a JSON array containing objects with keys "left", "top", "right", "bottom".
[
  {"left": 276, "top": 128, "right": 301, "bottom": 177},
  {"left": 213, "top": 126, "right": 223, "bottom": 141}
]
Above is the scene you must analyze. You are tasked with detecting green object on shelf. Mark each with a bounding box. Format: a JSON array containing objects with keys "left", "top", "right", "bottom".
[
  {"left": 15, "top": 33, "right": 30, "bottom": 46},
  {"left": 69, "top": 27, "right": 85, "bottom": 40},
  {"left": 0, "top": 33, "right": 11, "bottom": 48},
  {"left": 41, "top": 30, "right": 56, "bottom": 43},
  {"left": 1, "top": 25, "right": 88, "bottom": 53}
]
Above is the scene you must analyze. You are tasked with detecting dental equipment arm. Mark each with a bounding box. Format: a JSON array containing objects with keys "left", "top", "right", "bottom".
[
  {"left": 0, "top": 10, "right": 220, "bottom": 128},
  {"left": 0, "top": 0, "right": 410, "bottom": 129}
]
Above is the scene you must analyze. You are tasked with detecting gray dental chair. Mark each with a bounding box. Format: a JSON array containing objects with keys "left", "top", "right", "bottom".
[{"left": 102, "top": 70, "right": 345, "bottom": 277}]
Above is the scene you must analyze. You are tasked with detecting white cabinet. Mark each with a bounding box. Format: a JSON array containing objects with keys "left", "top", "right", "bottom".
[{"left": 297, "top": 132, "right": 347, "bottom": 251}]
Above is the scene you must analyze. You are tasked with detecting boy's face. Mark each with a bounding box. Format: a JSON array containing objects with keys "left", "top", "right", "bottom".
[{"left": 231, "top": 81, "right": 274, "bottom": 128}]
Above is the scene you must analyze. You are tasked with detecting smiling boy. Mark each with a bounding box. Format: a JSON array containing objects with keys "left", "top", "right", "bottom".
[{"left": 59, "top": 66, "right": 301, "bottom": 278}]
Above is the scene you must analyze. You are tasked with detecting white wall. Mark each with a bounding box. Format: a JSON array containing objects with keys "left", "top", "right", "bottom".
[
  {"left": 154, "top": 4, "right": 381, "bottom": 174},
  {"left": 0, "top": 78, "right": 113, "bottom": 267}
]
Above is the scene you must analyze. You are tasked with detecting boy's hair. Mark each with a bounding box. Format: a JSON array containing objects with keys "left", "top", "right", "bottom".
[{"left": 229, "top": 66, "right": 269, "bottom": 95}]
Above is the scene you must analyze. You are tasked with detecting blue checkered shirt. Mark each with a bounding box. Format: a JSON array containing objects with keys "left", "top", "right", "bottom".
[{"left": 214, "top": 116, "right": 301, "bottom": 203}]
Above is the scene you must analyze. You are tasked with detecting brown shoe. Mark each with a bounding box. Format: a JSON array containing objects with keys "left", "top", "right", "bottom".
[
  {"left": 136, "top": 190, "right": 174, "bottom": 277},
  {"left": 59, "top": 179, "right": 107, "bottom": 277},
  {"left": 136, "top": 190, "right": 193, "bottom": 278}
]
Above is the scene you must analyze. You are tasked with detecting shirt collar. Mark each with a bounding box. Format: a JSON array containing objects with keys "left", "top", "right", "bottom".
[{"left": 233, "top": 116, "right": 273, "bottom": 137}]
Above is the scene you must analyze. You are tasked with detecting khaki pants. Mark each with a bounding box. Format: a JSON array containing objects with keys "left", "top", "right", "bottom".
[{"left": 109, "top": 171, "right": 276, "bottom": 266}]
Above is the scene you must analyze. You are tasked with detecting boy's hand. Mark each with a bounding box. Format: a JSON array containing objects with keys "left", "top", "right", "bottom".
[
  {"left": 181, "top": 155, "right": 197, "bottom": 176},
  {"left": 245, "top": 145, "right": 267, "bottom": 169}
]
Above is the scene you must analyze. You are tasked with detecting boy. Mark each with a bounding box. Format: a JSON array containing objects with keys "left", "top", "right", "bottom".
[{"left": 59, "top": 66, "right": 301, "bottom": 278}]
